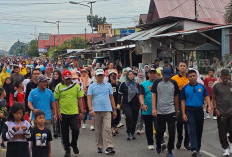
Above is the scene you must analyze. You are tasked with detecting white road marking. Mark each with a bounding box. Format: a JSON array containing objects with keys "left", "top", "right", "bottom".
[{"left": 201, "top": 150, "right": 218, "bottom": 157}]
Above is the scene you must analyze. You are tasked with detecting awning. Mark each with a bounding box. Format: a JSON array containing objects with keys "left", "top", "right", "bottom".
[
  {"left": 117, "top": 22, "right": 179, "bottom": 42},
  {"left": 109, "top": 44, "right": 135, "bottom": 51},
  {"left": 179, "top": 43, "right": 219, "bottom": 51},
  {"left": 67, "top": 49, "right": 85, "bottom": 54}
]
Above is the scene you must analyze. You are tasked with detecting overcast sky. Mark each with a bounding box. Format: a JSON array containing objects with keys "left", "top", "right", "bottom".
[{"left": 0, "top": 0, "right": 150, "bottom": 51}]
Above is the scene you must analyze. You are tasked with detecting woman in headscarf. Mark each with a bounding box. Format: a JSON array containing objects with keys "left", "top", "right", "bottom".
[
  {"left": 135, "top": 68, "right": 146, "bottom": 84},
  {"left": 0, "top": 67, "right": 10, "bottom": 87},
  {"left": 119, "top": 67, "right": 131, "bottom": 83},
  {"left": 108, "top": 70, "right": 121, "bottom": 136},
  {"left": 24, "top": 67, "right": 31, "bottom": 79},
  {"left": 144, "top": 65, "right": 149, "bottom": 80},
  {"left": 135, "top": 68, "right": 146, "bottom": 135},
  {"left": 3, "top": 77, "right": 14, "bottom": 109},
  {"left": 48, "top": 70, "right": 62, "bottom": 138},
  {"left": 118, "top": 70, "right": 140, "bottom": 140}
]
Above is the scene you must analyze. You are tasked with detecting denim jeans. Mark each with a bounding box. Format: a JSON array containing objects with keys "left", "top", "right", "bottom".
[{"left": 186, "top": 106, "right": 204, "bottom": 152}]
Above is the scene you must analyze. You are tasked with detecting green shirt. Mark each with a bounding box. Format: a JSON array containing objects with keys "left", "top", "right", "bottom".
[{"left": 54, "top": 83, "right": 84, "bottom": 115}]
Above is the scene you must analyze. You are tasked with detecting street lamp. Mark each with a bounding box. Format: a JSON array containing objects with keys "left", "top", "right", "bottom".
[
  {"left": 43, "top": 21, "right": 61, "bottom": 35},
  {"left": 69, "top": 1, "right": 96, "bottom": 45}
]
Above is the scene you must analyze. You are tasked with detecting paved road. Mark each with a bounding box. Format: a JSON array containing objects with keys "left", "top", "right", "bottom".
[{"left": 0, "top": 118, "right": 225, "bottom": 157}]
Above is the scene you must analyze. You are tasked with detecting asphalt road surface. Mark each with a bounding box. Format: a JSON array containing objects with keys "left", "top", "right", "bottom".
[{"left": 0, "top": 117, "right": 225, "bottom": 157}]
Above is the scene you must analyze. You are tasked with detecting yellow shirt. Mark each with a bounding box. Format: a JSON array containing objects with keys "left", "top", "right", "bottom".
[
  {"left": 171, "top": 74, "right": 189, "bottom": 90},
  {"left": 0, "top": 71, "right": 10, "bottom": 86},
  {"left": 20, "top": 67, "right": 27, "bottom": 75}
]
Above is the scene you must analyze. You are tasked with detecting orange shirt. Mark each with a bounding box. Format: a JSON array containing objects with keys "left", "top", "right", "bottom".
[{"left": 171, "top": 74, "right": 189, "bottom": 90}]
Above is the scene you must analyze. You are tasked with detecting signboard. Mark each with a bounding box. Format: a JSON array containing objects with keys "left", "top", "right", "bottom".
[
  {"left": 38, "top": 48, "right": 48, "bottom": 53},
  {"left": 121, "top": 30, "right": 135, "bottom": 36},
  {"left": 97, "top": 24, "right": 112, "bottom": 34},
  {"left": 39, "top": 33, "right": 50, "bottom": 40}
]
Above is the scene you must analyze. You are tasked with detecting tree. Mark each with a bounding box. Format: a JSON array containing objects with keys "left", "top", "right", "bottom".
[
  {"left": 225, "top": 1, "right": 232, "bottom": 23},
  {"left": 9, "top": 40, "right": 28, "bottom": 56},
  {"left": 27, "top": 40, "right": 39, "bottom": 57},
  {"left": 87, "top": 15, "right": 107, "bottom": 31},
  {"left": 48, "top": 37, "right": 87, "bottom": 58}
]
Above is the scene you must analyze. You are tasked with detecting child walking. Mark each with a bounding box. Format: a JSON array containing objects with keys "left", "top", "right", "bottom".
[
  {"left": 2, "top": 103, "right": 31, "bottom": 157},
  {"left": 30, "top": 111, "right": 52, "bottom": 157}
]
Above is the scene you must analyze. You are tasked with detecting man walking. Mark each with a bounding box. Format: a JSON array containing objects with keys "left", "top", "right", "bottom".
[
  {"left": 212, "top": 69, "right": 232, "bottom": 157},
  {"left": 28, "top": 75, "right": 57, "bottom": 129},
  {"left": 152, "top": 67, "right": 179, "bottom": 157},
  {"left": 181, "top": 70, "right": 212, "bottom": 157},
  {"left": 87, "top": 69, "right": 117, "bottom": 155},
  {"left": 54, "top": 70, "right": 84, "bottom": 157},
  {"left": 171, "top": 61, "right": 190, "bottom": 150}
]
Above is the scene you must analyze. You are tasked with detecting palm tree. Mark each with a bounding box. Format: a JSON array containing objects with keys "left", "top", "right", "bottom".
[{"left": 225, "top": 0, "right": 232, "bottom": 23}]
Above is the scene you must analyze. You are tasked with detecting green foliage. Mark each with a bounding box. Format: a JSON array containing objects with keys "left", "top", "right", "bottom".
[
  {"left": 8, "top": 40, "right": 28, "bottom": 56},
  {"left": 27, "top": 40, "right": 39, "bottom": 57},
  {"left": 48, "top": 37, "right": 87, "bottom": 58},
  {"left": 87, "top": 15, "right": 107, "bottom": 30}
]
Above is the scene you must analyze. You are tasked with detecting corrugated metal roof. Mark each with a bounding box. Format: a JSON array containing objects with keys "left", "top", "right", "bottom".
[
  {"left": 152, "top": 0, "right": 229, "bottom": 24},
  {"left": 109, "top": 44, "right": 135, "bottom": 51},
  {"left": 153, "top": 24, "right": 232, "bottom": 38},
  {"left": 117, "top": 22, "right": 178, "bottom": 42}
]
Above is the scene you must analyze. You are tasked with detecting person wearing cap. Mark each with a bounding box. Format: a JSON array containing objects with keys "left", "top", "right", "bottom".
[
  {"left": 180, "top": 70, "right": 211, "bottom": 157},
  {"left": 80, "top": 68, "right": 94, "bottom": 130},
  {"left": 139, "top": 68, "right": 166, "bottom": 150},
  {"left": 28, "top": 75, "right": 56, "bottom": 129},
  {"left": 87, "top": 68, "right": 117, "bottom": 155},
  {"left": 54, "top": 70, "right": 84, "bottom": 157},
  {"left": 10, "top": 65, "right": 24, "bottom": 87},
  {"left": 151, "top": 67, "right": 179, "bottom": 157}
]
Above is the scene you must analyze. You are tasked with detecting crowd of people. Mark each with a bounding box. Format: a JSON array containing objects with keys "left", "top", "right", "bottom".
[{"left": 0, "top": 57, "right": 231, "bottom": 157}]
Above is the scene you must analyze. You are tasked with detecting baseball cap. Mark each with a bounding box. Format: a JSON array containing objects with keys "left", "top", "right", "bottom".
[
  {"left": 162, "top": 67, "right": 172, "bottom": 79},
  {"left": 95, "top": 69, "right": 104, "bottom": 76},
  {"left": 80, "top": 68, "right": 87, "bottom": 73},
  {"left": 62, "top": 70, "right": 72, "bottom": 79},
  {"left": 37, "top": 75, "right": 48, "bottom": 82},
  {"left": 108, "top": 69, "right": 117, "bottom": 76},
  {"left": 148, "top": 68, "right": 157, "bottom": 73}
]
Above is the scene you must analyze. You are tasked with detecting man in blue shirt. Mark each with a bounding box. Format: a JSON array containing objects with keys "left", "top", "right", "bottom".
[
  {"left": 28, "top": 75, "right": 56, "bottom": 129},
  {"left": 87, "top": 69, "right": 117, "bottom": 155},
  {"left": 180, "top": 70, "right": 212, "bottom": 157}
]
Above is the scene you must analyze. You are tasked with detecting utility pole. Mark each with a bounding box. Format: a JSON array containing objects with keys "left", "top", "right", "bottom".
[
  {"left": 56, "top": 21, "right": 61, "bottom": 35},
  {"left": 85, "top": 28, "right": 87, "bottom": 46},
  {"left": 194, "top": 0, "right": 198, "bottom": 20}
]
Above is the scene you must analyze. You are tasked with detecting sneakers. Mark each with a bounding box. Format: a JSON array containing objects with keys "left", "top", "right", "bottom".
[
  {"left": 112, "top": 131, "right": 116, "bottom": 136},
  {"left": 82, "top": 123, "right": 87, "bottom": 129},
  {"left": 127, "top": 133, "right": 132, "bottom": 140},
  {"left": 205, "top": 113, "right": 210, "bottom": 119},
  {"left": 98, "top": 147, "right": 103, "bottom": 153},
  {"left": 71, "top": 146, "right": 79, "bottom": 154},
  {"left": 148, "top": 145, "right": 155, "bottom": 150},
  {"left": 176, "top": 141, "right": 181, "bottom": 149},
  {"left": 105, "top": 147, "right": 115, "bottom": 155},
  {"left": 184, "top": 143, "right": 191, "bottom": 150},
  {"left": 64, "top": 151, "right": 71, "bottom": 157},
  {"left": 161, "top": 143, "right": 167, "bottom": 151},
  {"left": 166, "top": 152, "right": 175, "bottom": 157},
  {"left": 117, "top": 122, "right": 124, "bottom": 128},
  {"left": 132, "top": 134, "right": 136, "bottom": 139},
  {"left": 1, "top": 143, "right": 6, "bottom": 149},
  {"left": 223, "top": 149, "right": 230, "bottom": 157},
  {"left": 156, "top": 147, "right": 161, "bottom": 154},
  {"left": 213, "top": 116, "right": 217, "bottom": 120},
  {"left": 191, "top": 150, "right": 197, "bottom": 157},
  {"left": 136, "top": 130, "right": 141, "bottom": 135},
  {"left": 90, "top": 125, "right": 95, "bottom": 131}
]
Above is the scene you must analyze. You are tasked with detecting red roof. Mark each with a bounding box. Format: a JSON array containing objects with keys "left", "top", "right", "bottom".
[
  {"left": 147, "top": 0, "right": 230, "bottom": 24},
  {"left": 38, "top": 33, "right": 102, "bottom": 49}
]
